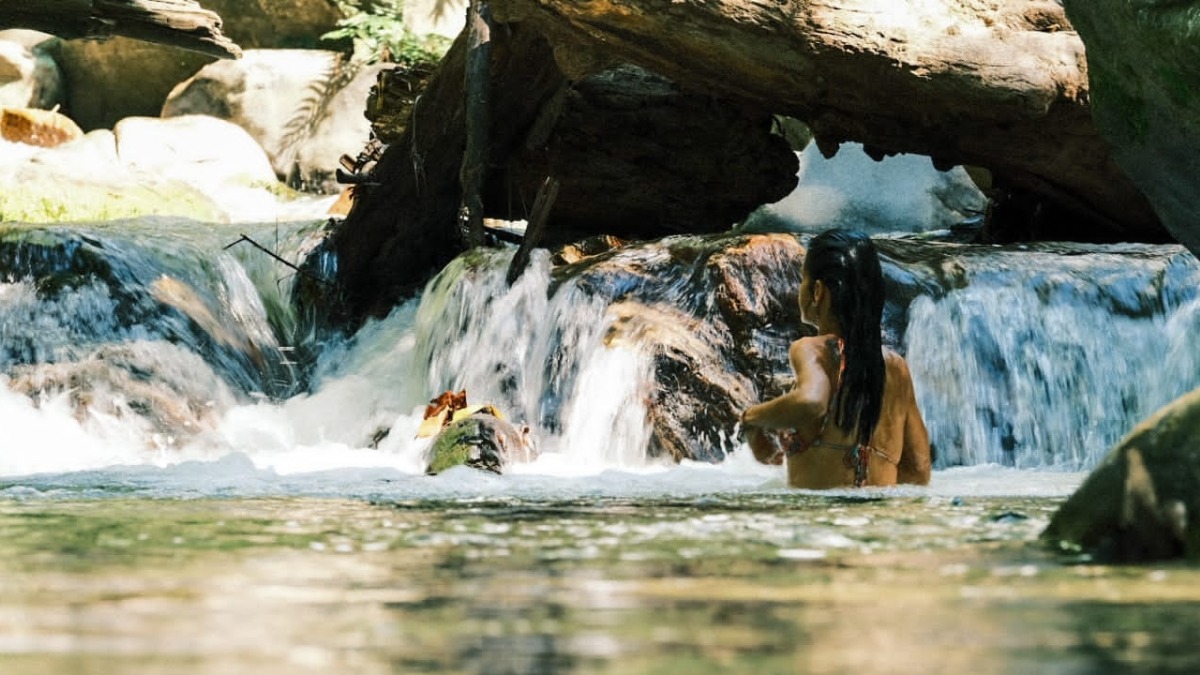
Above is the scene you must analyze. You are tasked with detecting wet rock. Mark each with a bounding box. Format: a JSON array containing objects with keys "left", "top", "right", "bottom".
[
  {"left": 6, "top": 341, "right": 239, "bottom": 447},
  {"left": 557, "top": 233, "right": 807, "bottom": 461},
  {"left": 425, "top": 413, "right": 536, "bottom": 475},
  {"left": 1043, "top": 386, "right": 1200, "bottom": 562}
]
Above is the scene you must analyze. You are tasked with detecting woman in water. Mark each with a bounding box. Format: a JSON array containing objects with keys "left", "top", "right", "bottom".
[{"left": 741, "top": 229, "right": 931, "bottom": 488}]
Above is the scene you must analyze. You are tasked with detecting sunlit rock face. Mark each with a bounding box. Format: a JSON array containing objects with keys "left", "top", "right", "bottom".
[
  {"left": 0, "top": 37, "right": 62, "bottom": 109},
  {"left": 49, "top": 0, "right": 344, "bottom": 130},
  {"left": 1043, "top": 386, "right": 1200, "bottom": 562},
  {"left": 1063, "top": 0, "right": 1200, "bottom": 257},
  {"left": 163, "top": 50, "right": 386, "bottom": 193}
]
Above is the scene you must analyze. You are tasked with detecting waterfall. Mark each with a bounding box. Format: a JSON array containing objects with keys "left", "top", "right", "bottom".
[
  {"left": 407, "top": 247, "right": 655, "bottom": 468},
  {"left": 0, "top": 219, "right": 1197, "bottom": 476},
  {"left": 900, "top": 242, "right": 1200, "bottom": 470}
]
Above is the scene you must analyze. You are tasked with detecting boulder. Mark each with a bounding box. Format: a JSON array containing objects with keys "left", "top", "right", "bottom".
[
  {"left": 1043, "top": 387, "right": 1200, "bottom": 562},
  {"left": 163, "top": 49, "right": 384, "bottom": 193},
  {"left": 425, "top": 412, "right": 536, "bottom": 474},
  {"left": 0, "top": 117, "right": 297, "bottom": 224},
  {"left": 113, "top": 114, "right": 278, "bottom": 188},
  {"left": 1, "top": 126, "right": 225, "bottom": 223},
  {"left": 0, "top": 39, "right": 62, "bottom": 109},
  {"left": 1062, "top": 1, "right": 1200, "bottom": 259},
  {"left": 0, "top": 106, "right": 81, "bottom": 147},
  {"left": 49, "top": 0, "right": 343, "bottom": 131},
  {"left": 552, "top": 233, "right": 806, "bottom": 462}
]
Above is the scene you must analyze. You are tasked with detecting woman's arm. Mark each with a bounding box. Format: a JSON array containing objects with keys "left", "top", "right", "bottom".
[{"left": 742, "top": 339, "right": 832, "bottom": 437}]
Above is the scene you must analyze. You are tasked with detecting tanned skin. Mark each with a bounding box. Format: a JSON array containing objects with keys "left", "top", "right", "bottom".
[{"left": 742, "top": 270, "right": 931, "bottom": 489}]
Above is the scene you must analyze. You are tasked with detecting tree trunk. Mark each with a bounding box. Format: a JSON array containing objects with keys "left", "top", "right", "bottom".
[
  {"left": 459, "top": 0, "right": 493, "bottom": 248},
  {"left": 1, "top": 0, "right": 241, "bottom": 58},
  {"left": 489, "top": 0, "right": 1164, "bottom": 240}
]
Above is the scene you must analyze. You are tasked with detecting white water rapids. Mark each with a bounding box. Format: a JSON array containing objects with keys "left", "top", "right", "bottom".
[{"left": 6, "top": 226, "right": 1199, "bottom": 502}]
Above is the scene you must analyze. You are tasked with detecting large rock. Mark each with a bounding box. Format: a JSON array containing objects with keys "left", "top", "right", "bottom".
[
  {"left": 0, "top": 115, "right": 309, "bottom": 224},
  {"left": 1062, "top": 1, "right": 1200, "bottom": 259},
  {"left": 49, "top": 0, "right": 344, "bottom": 131},
  {"left": 163, "top": 50, "right": 384, "bottom": 193},
  {"left": 1043, "top": 387, "right": 1200, "bottom": 562},
  {"left": 0, "top": 106, "right": 81, "bottom": 147},
  {"left": 113, "top": 114, "right": 277, "bottom": 187},
  {"left": 550, "top": 233, "right": 806, "bottom": 462},
  {"left": 0, "top": 38, "right": 62, "bottom": 109}
]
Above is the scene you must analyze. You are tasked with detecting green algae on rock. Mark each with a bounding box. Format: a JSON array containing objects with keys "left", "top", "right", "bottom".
[{"left": 1043, "top": 386, "right": 1200, "bottom": 562}]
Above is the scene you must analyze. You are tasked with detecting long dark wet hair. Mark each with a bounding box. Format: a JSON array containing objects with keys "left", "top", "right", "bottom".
[{"left": 804, "top": 229, "right": 886, "bottom": 446}]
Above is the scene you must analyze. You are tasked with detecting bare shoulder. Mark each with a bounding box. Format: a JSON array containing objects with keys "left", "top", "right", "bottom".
[
  {"left": 882, "top": 347, "right": 910, "bottom": 371},
  {"left": 883, "top": 348, "right": 916, "bottom": 391},
  {"left": 789, "top": 336, "right": 836, "bottom": 371}
]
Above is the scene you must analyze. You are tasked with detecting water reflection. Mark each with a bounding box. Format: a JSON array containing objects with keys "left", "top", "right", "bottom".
[{"left": 1, "top": 495, "right": 1199, "bottom": 674}]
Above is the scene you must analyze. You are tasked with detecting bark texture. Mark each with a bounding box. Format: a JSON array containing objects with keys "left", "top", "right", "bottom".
[
  {"left": 489, "top": 0, "right": 1163, "bottom": 240},
  {"left": 1, "top": 0, "right": 241, "bottom": 58}
]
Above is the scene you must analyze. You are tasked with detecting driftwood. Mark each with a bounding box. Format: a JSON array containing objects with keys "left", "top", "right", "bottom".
[
  {"left": 506, "top": 176, "right": 560, "bottom": 285},
  {"left": 0, "top": 0, "right": 241, "bottom": 58}
]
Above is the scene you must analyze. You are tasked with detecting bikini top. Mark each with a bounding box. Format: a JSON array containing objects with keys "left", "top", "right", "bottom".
[{"left": 781, "top": 337, "right": 897, "bottom": 487}]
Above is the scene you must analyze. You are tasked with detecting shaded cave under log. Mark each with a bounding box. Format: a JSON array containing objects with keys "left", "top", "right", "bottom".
[{"left": 312, "top": 22, "right": 797, "bottom": 322}]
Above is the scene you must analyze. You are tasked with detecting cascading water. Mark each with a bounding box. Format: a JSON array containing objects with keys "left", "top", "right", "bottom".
[
  {"left": 897, "top": 241, "right": 1200, "bottom": 470},
  {"left": 1, "top": 217, "right": 1198, "bottom": 484},
  {"left": 408, "top": 248, "right": 656, "bottom": 468}
]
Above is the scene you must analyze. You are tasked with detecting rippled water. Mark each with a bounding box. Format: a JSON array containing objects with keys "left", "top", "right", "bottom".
[
  {"left": 1, "top": 464, "right": 1198, "bottom": 674},
  {"left": 0, "top": 451, "right": 1193, "bottom": 668},
  {"left": 2, "top": 208, "right": 1199, "bottom": 672}
]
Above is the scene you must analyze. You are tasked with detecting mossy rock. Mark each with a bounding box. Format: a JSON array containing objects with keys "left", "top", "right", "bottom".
[
  {"left": 0, "top": 178, "right": 223, "bottom": 224},
  {"left": 425, "top": 413, "right": 533, "bottom": 475},
  {"left": 1063, "top": 0, "right": 1200, "bottom": 256},
  {"left": 1042, "top": 386, "right": 1200, "bottom": 562}
]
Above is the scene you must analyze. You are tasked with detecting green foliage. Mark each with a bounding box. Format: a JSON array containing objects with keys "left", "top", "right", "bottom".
[{"left": 323, "top": 0, "right": 453, "bottom": 66}]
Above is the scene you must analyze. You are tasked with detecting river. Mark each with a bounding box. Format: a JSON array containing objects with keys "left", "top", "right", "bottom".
[{"left": 1, "top": 209, "right": 1199, "bottom": 672}]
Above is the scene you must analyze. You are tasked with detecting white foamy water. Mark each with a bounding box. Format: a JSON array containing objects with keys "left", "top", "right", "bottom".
[{"left": 0, "top": 220, "right": 1184, "bottom": 504}]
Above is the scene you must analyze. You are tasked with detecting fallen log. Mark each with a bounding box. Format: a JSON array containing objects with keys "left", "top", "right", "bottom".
[
  {"left": 0, "top": 0, "right": 241, "bottom": 59},
  {"left": 310, "top": 0, "right": 1173, "bottom": 326},
  {"left": 489, "top": 0, "right": 1164, "bottom": 241},
  {"left": 311, "top": 23, "right": 795, "bottom": 321}
]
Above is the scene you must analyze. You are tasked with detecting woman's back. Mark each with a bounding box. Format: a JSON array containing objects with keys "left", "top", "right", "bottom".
[{"left": 782, "top": 336, "right": 930, "bottom": 489}]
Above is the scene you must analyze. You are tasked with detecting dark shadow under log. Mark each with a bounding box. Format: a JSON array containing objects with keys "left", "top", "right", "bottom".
[{"left": 311, "top": 23, "right": 798, "bottom": 323}]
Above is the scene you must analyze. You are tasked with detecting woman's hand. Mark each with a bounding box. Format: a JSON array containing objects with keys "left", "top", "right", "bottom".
[{"left": 742, "top": 416, "right": 783, "bottom": 465}]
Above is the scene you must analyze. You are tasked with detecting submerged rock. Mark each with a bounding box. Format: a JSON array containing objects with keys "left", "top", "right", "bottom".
[{"left": 1042, "top": 386, "right": 1200, "bottom": 562}]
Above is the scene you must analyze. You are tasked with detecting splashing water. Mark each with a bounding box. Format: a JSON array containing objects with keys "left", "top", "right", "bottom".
[
  {"left": 0, "top": 221, "right": 1196, "bottom": 498},
  {"left": 901, "top": 242, "right": 1200, "bottom": 470}
]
